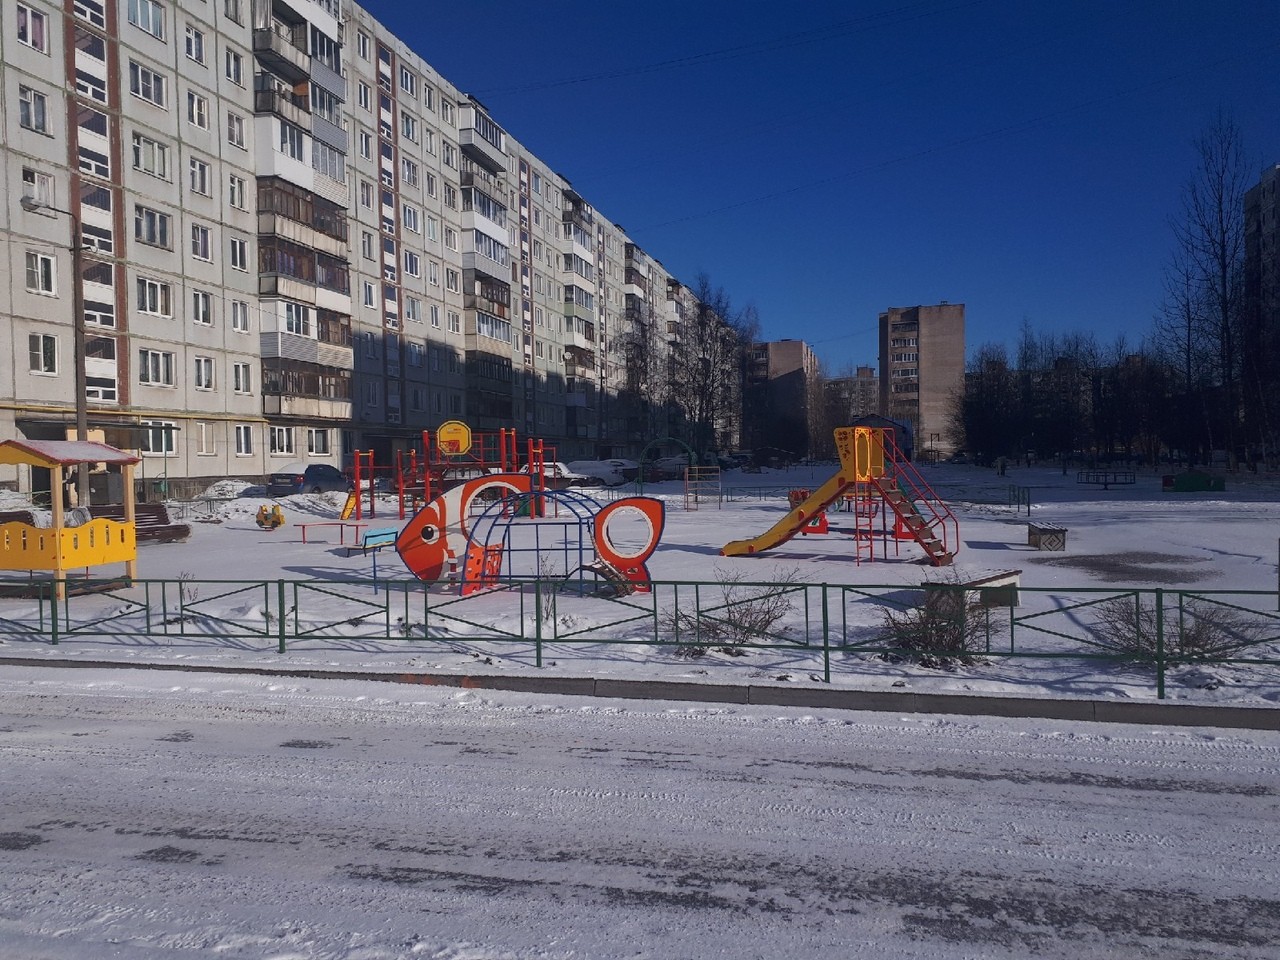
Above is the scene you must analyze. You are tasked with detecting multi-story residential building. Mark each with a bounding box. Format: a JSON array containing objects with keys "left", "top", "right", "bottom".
[
  {"left": 878, "top": 302, "right": 965, "bottom": 457},
  {"left": 0, "top": 0, "right": 744, "bottom": 498},
  {"left": 744, "top": 339, "right": 820, "bottom": 458}
]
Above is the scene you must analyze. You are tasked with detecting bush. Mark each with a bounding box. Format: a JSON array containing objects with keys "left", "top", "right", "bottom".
[
  {"left": 877, "top": 572, "right": 997, "bottom": 668},
  {"left": 1090, "top": 595, "right": 1265, "bottom": 660},
  {"left": 666, "top": 566, "right": 801, "bottom": 657}
]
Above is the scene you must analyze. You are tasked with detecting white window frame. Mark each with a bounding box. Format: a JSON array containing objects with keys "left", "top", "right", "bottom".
[
  {"left": 28, "top": 332, "right": 57, "bottom": 374},
  {"left": 230, "top": 299, "right": 250, "bottom": 332},
  {"left": 224, "top": 48, "right": 243, "bottom": 85},
  {"left": 306, "top": 428, "right": 329, "bottom": 456},
  {"left": 187, "top": 90, "right": 209, "bottom": 129},
  {"left": 17, "top": 3, "right": 49, "bottom": 54},
  {"left": 189, "top": 155, "right": 211, "bottom": 195},
  {"left": 269, "top": 425, "right": 295, "bottom": 456},
  {"left": 140, "top": 419, "right": 177, "bottom": 456},
  {"left": 18, "top": 85, "right": 49, "bottom": 133},
  {"left": 191, "top": 222, "right": 212, "bottom": 260},
  {"left": 24, "top": 250, "right": 55, "bottom": 294},
  {"left": 185, "top": 23, "right": 205, "bottom": 63},
  {"left": 192, "top": 289, "right": 212, "bottom": 325},
  {"left": 228, "top": 174, "right": 246, "bottom": 209},
  {"left": 128, "top": 60, "right": 166, "bottom": 107},
  {"left": 138, "top": 349, "right": 175, "bottom": 386},
  {"left": 232, "top": 361, "right": 251, "bottom": 393},
  {"left": 131, "top": 132, "right": 170, "bottom": 180},
  {"left": 193, "top": 355, "right": 214, "bottom": 390},
  {"left": 227, "top": 111, "right": 245, "bottom": 148},
  {"left": 128, "top": 0, "right": 165, "bottom": 40},
  {"left": 137, "top": 276, "right": 172, "bottom": 316},
  {"left": 234, "top": 423, "right": 253, "bottom": 456},
  {"left": 229, "top": 237, "right": 248, "bottom": 271}
]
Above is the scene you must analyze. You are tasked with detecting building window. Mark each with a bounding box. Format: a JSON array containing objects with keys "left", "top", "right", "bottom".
[
  {"left": 362, "top": 281, "right": 375, "bottom": 307},
  {"left": 447, "top": 310, "right": 461, "bottom": 334},
  {"left": 443, "top": 184, "right": 457, "bottom": 209},
  {"left": 360, "top": 231, "right": 373, "bottom": 260},
  {"left": 140, "top": 419, "right": 176, "bottom": 455},
  {"left": 230, "top": 299, "right": 249, "bottom": 332},
  {"left": 356, "top": 30, "right": 369, "bottom": 60},
  {"left": 440, "top": 100, "right": 454, "bottom": 125},
  {"left": 137, "top": 276, "right": 172, "bottom": 315},
  {"left": 405, "top": 297, "right": 421, "bottom": 322},
  {"left": 131, "top": 132, "right": 170, "bottom": 179},
  {"left": 18, "top": 85, "right": 48, "bottom": 133},
  {"left": 228, "top": 174, "right": 246, "bottom": 209},
  {"left": 195, "top": 422, "right": 214, "bottom": 456},
  {"left": 284, "top": 301, "right": 310, "bottom": 335},
  {"left": 191, "top": 223, "right": 211, "bottom": 260},
  {"left": 128, "top": 60, "right": 166, "bottom": 107},
  {"left": 398, "top": 65, "right": 416, "bottom": 97},
  {"left": 441, "top": 142, "right": 456, "bottom": 169},
  {"left": 25, "top": 251, "right": 55, "bottom": 294},
  {"left": 444, "top": 226, "right": 458, "bottom": 250},
  {"left": 134, "top": 205, "right": 171, "bottom": 248},
  {"left": 429, "top": 304, "right": 440, "bottom": 328},
  {"left": 223, "top": 0, "right": 241, "bottom": 25},
  {"left": 127, "top": 0, "right": 165, "bottom": 40},
  {"left": 28, "top": 333, "right": 57, "bottom": 374},
  {"left": 279, "top": 120, "right": 304, "bottom": 160},
  {"left": 229, "top": 237, "right": 247, "bottom": 271},
  {"left": 425, "top": 173, "right": 437, "bottom": 198},
  {"left": 232, "top": 361, "right": 251, "bottom": 393},
  {"left": 445, "top": 268, "right": 459, "bottom": 293},
  {"left": 187, "top": 91, "right": 208, "bottom": 128},
  {"left": 358, "top": 129, "right": 372, "bottom": 159},
  {"left": 428, "top": 260, "right": 439, "bottom": 286},
  {"left": 269, "top": 426, "right": 294, "bottom": 456},
  {"left": 21, "top": 167, "right": 53, "bottom": 207},
  {"left": 359, "top": 180, "right": 373, "bottom": 208},
  {"left": 400, "top": 111, "right": 417, "bottom": 143},
  {"left": 138, "top": 349, "right": 175, "bottom": 386},
  {"left": 403, "top": 251, "right": 420, "bottom": 277},
  {"left": 357, "top": 80, "right": 371, "bottom": 111},
  {"left": 193, "top": 355, "right": 214, "bottom": 390},
  {"left": 402, "top": 204, "right": 420, "bottom": 233},
  {"left": 189, "top": 156, "right": 210, "bottom": 195},
  {"left": 401, "top": 158, "right": 419, "bottom": 187},
  {"left": 192, "top": 289, "right": 212, "bottom": 325},
  {"left": 17, "top": 3, "right": 48, "bottom": 52},
  {"left": 307, "top": 428, "right": 329, "bottom": 455},
  {"left": 235, "top": 423, "right": 252, "bottom": 455},
  {"left": 224, "top": 49, "right": 243, "bottom": 85},
  {"left": 227, "top": 111, "right": 245, "bottom": 147},
  {"left": 185, "top": 24, "right": 205, "bottom": 63}
]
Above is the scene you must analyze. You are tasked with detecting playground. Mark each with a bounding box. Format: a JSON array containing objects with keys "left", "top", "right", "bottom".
[{"left": 2, "top": 426, "right": 1280, "bottom": 706}]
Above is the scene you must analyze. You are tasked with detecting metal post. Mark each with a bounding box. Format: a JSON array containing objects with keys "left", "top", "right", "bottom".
[
  {"left": 21, "top": 198, "right": 89, "bottom": 502},
  {"left": 1155, "top": 588, "right": 1165, "bottom": 700}
]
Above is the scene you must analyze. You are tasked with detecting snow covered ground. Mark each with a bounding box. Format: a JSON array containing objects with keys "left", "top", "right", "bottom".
[
  {"left": 2, "top": 462, "right": 1279, "bottom": 957},
  {"left": 0, "top": 667, "right": 1277, "bottom": 959},
  {"left": 3, "top": 460, "right": 1280, "bottom": 705}
]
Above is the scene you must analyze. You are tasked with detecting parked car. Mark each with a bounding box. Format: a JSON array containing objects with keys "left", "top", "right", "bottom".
[
  {"left": 518, "top": 461, "right": 593, "bottom": 489},
  {"left": 567, "top": 459, "right": 639, "bottom": 486},
  {"left": 266, "top": 463, "right": 352, "bottom": 497},
  {"left": 641, "top": 456, "right": 693, "bottom": 481}
]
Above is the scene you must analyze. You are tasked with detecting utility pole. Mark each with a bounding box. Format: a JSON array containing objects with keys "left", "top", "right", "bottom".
[{"left": 21, "top": 195, "right": 90, "bottom": 504}]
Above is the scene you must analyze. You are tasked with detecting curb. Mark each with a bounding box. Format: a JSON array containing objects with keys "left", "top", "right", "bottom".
[{"left": 2, "top": 656, "right": 1277, "bottom": 731}]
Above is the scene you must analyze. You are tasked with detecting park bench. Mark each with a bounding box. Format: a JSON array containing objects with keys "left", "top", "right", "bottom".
[
  {"left": 1076, "top": 470, "right": 1135, "bottom": 489},
  {"left": 89, "top": 503, "right": 190, "bottom": 543},
  {"left": 924, "top": 568, "right": 1021, "bottom": 609},
  {"left": 298, "top": 521, "right": 368, "bottom": 545},
  {"left": 347, "top": 526, "right": 398, "bottom": 557},
  {"left": 1027, "top": 522, "right": 1068, "bottom": 551}
]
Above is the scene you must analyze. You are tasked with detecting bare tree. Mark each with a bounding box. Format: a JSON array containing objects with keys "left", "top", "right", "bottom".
[{"left": 1166, "top": 113, "right": 1249, "bottom": 464}]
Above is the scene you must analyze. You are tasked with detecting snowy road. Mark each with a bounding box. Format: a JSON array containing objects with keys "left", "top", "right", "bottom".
[{"left": 0, "top": 669, "right": 1277, "bottom": 959}]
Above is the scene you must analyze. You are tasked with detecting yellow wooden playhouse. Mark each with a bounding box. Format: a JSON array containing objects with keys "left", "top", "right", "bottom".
[{"left": 0, "top": 439, "right": 139, "bottom": 597}]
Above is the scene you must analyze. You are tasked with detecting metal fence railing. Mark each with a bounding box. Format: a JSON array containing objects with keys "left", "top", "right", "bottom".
[{"left": 3, "top": 575, "right": 1279, "bottom": 699}]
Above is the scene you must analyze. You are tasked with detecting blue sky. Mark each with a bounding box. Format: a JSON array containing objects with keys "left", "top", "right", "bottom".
[{"left": 360, "top": 0, "right": 1280, "bottom": 372}]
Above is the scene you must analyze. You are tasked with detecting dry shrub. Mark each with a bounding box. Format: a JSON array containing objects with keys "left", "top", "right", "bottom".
[
  {"left": 877, "top": 571, "right": 997, "bottom": 668},
  {"left": 666, "top": 566, "right": 801, "bottom": 658},
  {"left": 1090, "top": 595, "right": 1266, "bottom": 660}
]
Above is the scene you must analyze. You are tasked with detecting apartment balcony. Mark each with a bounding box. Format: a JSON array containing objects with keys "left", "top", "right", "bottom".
[
  {"left": 311, "top": 113, "right": 347, "bottom": 153},
  {"left": 459, "top": 128, "right": 507, "bottom": 174},
  {"left": 253, "top": 25, "right": 310, "bottom": 84},
  {"left": 253, "top": 85, "right": 310, "bottom": 128},
  {"left": 259, "top": 273, "right": 316, "bottom": 303},
  {"left": 461, "top": 164, "right": 503, "bottom": 195},
  {"left": 309, "top": 56, "right": 346, "bottom": 101},
  {"left": 564, "top": 299, "right": 594, "bottom": 322},
  {"left": 257, "top": 213, "right": 346, "bottom": 259},
  {"left": 262, "top": 394, "right": 352, "bottom": 421},
  {"left": 259, "top": 330, "right": 353, "bottom": 369}
]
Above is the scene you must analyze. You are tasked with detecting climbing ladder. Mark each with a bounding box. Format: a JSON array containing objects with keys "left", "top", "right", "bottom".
[{"left": 862, "top": 428, "right": 957, "bottom": 566}]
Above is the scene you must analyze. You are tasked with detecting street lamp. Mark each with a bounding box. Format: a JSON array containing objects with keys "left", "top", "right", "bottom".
[{"left": 21, "top": 195, "right": 90, "bottom": 504}]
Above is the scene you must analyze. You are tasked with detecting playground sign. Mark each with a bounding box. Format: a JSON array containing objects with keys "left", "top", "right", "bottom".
[{"left": 437, "top": 420, "right": 473, "bottom": 456}]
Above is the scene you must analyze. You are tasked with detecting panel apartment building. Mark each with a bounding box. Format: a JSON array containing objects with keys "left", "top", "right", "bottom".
[
  {"left": 1, "top": 0, "right": 699, "bottom": 497},
  {"left": 878, "top": 302, "right": 964, "bottom": 456}
]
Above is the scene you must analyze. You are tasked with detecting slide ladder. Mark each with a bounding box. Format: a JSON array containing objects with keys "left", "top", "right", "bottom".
[{"left": 867, "top": 429, "right": 957, "bottom": 566}]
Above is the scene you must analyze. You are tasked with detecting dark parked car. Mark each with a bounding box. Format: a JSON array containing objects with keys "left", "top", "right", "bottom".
[{"left": 266, "top": 463, "right": 352, "bottom": 497}]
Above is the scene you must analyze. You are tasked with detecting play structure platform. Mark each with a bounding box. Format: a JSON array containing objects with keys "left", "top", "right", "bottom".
[{"left": 721, "top": 426, "right": 958, "bottom": 566}]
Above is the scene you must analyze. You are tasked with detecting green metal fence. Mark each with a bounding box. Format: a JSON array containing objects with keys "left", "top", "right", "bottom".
[{"left": 4, "top": 575, "right": 1280, "bottom": 699}]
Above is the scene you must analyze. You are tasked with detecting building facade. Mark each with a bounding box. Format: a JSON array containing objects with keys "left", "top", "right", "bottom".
[
  {"left": 1, "top": 0, "right": 730, "bottom": 498},
  {"left": 878, "top": 303, "right": 965, "bottom": 456},
  {"left": 744, "top": 339, "right": 819, "bottom": 458}
]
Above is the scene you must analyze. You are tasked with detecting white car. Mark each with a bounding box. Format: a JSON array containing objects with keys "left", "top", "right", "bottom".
[
  {"left": 518, "top": 461, "right": 593, "bottom": 488},
  {"left": 567, "top": 459, "right": 638, "bottom": 486}
]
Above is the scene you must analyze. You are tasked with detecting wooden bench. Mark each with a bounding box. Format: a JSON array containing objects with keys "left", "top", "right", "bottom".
[
  {"left": 299, "top": 521, "right": 368, "bottom": 545},
  {"left": 1027, "top": 522, "right": 1067, "bottom": 551},
  {"left": 89, "top": 503, "right": 191, "bottom": 543},
  {"left": 1076, "top": 470, "right": 1135, "bottom": 489},
  {"left": 924, "top": 568, "right": 1021, "bottom": 609},
  {"left": 347, "top": 526, "right": 398, "bottom": 557}
]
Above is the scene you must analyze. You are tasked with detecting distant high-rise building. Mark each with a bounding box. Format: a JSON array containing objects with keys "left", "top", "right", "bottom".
[
  {"left": 878, "top": 303, "right": 965, "bottom": 455},
  {"left": 744, "top": 339, "right": 819, "bottom": 458}
]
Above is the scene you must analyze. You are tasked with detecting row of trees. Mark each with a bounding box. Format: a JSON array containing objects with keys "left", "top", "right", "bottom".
[{"left": 953, "top": 114, "right": 1278, "bottom": 468}]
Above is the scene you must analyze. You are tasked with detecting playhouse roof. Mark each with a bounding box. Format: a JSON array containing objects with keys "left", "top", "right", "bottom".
[{"left": 0, "top": 439, "right": 140, "bottom": 468}]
